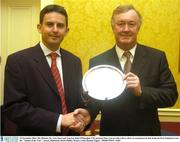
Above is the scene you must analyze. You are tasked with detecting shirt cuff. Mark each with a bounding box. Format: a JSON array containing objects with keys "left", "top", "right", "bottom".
[{"left": 56, "top": 114, "right": 62, "bottom": 133}]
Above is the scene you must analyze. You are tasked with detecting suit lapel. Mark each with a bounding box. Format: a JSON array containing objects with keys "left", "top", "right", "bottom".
[
  {"left": 131, "top": 44, "right": 147, "bottom": 76},
  {"left": 32, "top": 44, "right": 58, "bottom": 95},
  {"left": 60, "top": 49, "right": 70, "bottom": 98},
  {"left": 106, "top": 47, "right": 123, "bottom": 71}
]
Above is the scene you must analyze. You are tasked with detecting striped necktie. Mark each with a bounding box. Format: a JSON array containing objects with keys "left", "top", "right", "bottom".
[
  {"left": 50, "top": 52, "right": 67, "bottom": 114},
  {"left": 123, "top": 51, "right": 132, "bottom": 74}
]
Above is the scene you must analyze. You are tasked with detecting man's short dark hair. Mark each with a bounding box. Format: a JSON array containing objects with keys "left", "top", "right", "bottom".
[{"left": 39, "top": 4, "right": 68, "bottom": 27}]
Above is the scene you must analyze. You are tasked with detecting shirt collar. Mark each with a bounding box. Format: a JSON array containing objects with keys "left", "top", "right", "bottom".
[
  {"left": 115, "top": 44, "right": 137, "bottom": 60},
  {"left": 40, "top": 42, "right": 61, "bottom": 57}
]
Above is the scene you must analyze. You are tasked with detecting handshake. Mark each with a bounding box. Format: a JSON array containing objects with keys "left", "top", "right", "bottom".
[{"left": 61, "top": 108, "right": 91, "bottom": 133}]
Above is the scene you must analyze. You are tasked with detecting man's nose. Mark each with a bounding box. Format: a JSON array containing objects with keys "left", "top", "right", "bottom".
[
  {"left": 52, "top": 25, "right": 58, "bottom": 32},
  {"left": 123, "top": 24, "right": 130, "bottom": 31}
]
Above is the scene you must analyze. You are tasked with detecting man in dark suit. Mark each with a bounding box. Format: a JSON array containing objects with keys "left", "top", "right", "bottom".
[
  {"left": 2, "top": 4, "right": 90, "bottom": 135},
  {"left": 86, "top": 4, "right": 178, "bottom": 135}
]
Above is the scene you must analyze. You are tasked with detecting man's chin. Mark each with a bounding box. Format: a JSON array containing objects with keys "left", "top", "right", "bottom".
[
  {"left": 49, "top": 39, "right": 61, "bottom": 45},
  {"left": 48, "top": 42, "right": 61, "bottom": 47}
]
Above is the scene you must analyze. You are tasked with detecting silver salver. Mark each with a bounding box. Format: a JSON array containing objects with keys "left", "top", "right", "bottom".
[{"left": 82, "top": 65, "right": 126, "bottom": 101}]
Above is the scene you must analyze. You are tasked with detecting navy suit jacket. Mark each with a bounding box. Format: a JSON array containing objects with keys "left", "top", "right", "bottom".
[
  {"left": 88, "top": 43, "right": 178, "bottom": 136},
  {"left": 3, "top": 43, "right": 84, "bottom": 135}
]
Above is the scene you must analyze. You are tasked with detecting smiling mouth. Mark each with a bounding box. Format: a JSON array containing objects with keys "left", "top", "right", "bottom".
[
  {"left": 51, "top": 36, "right": 59, "bottom": 39},
  {"left": 121, "top": 35, "right": 131, "bottom": 38},
  {"left": 121, "top": 34, "right": 132, "bottom": 36}
]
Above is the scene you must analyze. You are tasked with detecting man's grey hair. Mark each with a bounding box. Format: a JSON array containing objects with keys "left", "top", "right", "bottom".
[{"left": 111, "top": 4, "right": 142, "bottom": 28}]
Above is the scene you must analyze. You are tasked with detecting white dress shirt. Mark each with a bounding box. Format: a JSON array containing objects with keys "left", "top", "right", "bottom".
[{"left": 115, "top": 44, "right": 137, "bottom": 71}]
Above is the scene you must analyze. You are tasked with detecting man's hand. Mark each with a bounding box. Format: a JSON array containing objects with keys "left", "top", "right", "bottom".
[
  {"left": 124, "top": 72, "right": 142, "bottom": 96},
  {"left": 61, "top": 112, "right": 78, "bottom": 128},
  {"left": 69, "top": 108, "right": 91, "bottom": 133}
]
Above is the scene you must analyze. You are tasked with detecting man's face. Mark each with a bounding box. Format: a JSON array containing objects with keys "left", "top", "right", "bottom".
[
  {"left": 37, "top": 12, "right": 68, "bottom": 51},
  {"left": 112, "top": 9, "right": 140, "bottom": 50}
]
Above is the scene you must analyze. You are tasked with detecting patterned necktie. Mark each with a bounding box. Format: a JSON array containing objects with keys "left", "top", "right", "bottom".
[
  {"left": 123, "top": 51, "right": 132, "bottom": 74},
  {"left": 50, "top": 53, "right": 67, "bottom": 114}
]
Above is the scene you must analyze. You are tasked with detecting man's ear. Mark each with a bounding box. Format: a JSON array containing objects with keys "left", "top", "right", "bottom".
[
  {"left": 65, "top": 28, "right": 69, "bottom": 35},
  {"left": 37, "top": 24, "right": 42, "bottom": 33}
]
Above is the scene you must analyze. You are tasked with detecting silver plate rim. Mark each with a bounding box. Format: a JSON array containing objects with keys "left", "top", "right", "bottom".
[{"left": 82, "top": 64, "right": 126, "bottom": 100}]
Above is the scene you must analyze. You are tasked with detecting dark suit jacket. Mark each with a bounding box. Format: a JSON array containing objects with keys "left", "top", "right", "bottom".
[
  {"left": 88, "top": 43, "right": 178, "bottom": 136},
  {"left": 3, "top": 43, "right": 84, "bottom": 135}
]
